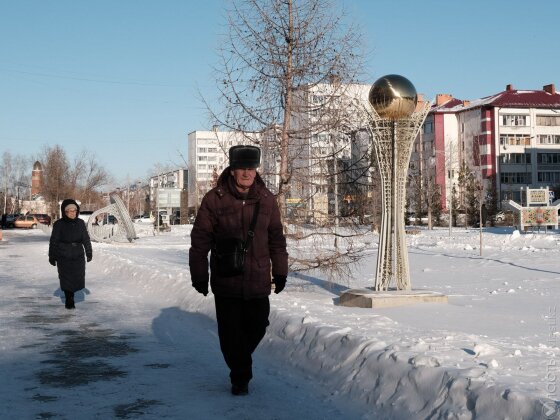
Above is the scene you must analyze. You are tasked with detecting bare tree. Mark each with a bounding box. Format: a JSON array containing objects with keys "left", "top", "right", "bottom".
[
  {"left": 39, "top": 145, "right": 110, "bottom": 217},
  {"left": 40, "top": 145, "right": 71, "bottom": 216},
  {"left": 206, "top": 0, "right": 369, "bottom": 276},
  {"left": 0, "top": 152, "right": 30, "bottom": 214},
  {"left": 73, "top": 150, "right": 111, "bottom": 209},
  {"left": 0, "top": 152, "right": 10, "bottom": 214},
  {"left": 146, "top": 162, "right": 176, "bottom": 180}
]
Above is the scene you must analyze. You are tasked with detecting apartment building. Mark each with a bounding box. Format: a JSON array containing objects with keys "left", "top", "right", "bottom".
[
  {"left": 412, "top": 83, "right": 560, "bottom": 210},
  {"left": 289, "top": 82, "right": 371, "bottom": 221},
  {"left": 187, "top": 129, "right": 260, "bottom": 208},
  {"left": 148, "top": 168, "right": 188, "bottom": 218}
]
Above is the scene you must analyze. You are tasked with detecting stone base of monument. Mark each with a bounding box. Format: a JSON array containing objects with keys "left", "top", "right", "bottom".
[{"left": 339, "top": 288, "right": 448, "bottom": 308}]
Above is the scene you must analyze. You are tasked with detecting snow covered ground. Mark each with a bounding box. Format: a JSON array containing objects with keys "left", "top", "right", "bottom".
[{"left": 1, "top": 225, "right": 559, "bottom": 419}]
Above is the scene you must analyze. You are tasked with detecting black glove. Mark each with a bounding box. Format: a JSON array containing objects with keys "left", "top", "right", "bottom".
[
  {"left": 273, "top": 275, "right": 287, "bottom": 294},
  {"left": 193, "top": 282, "right": 208, "bottom": 296},
  {"left": 49, "top": 258, "right": 56, "bottom": 266},
  {"left": 87, "top": 255, "right": 92, "bottom": 263}
]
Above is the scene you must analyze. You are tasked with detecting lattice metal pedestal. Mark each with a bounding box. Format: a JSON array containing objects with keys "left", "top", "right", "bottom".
[{"left": 367, "top": 105, "right": 429, "bottom": 290}]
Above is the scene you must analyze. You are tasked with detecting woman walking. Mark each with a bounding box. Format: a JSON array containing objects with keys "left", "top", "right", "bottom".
[{"left": 49, "top": 199, "right": 93, "bottom": 309}]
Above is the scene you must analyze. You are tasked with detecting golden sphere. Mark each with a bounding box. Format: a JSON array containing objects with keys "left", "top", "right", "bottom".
[{"left": 368, "top": 74, "right": 418, "bottom": 120}]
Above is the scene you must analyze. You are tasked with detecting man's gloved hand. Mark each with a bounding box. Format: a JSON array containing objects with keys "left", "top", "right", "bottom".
[
  {"left": 273, "top": 275, "right": 287, "bottom": 294},
  {"left": 193, "top": 282, "right": 209, "bottom": 296},
  {"left": 86, "top": 255, "right": 92, "bottom": 263},
  {"left": 49, "top": 258, "right": 56, "bottom": 267}
]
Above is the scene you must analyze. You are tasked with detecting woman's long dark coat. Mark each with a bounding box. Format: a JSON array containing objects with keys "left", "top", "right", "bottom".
[{"left": 49, "top": 199, "right": 93, "bottom": 292}]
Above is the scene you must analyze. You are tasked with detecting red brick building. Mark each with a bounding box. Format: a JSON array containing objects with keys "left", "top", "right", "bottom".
[{"left": 411, "top": 83, "right": 560, "bottom": 210}]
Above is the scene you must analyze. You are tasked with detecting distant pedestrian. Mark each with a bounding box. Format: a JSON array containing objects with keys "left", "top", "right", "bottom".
[
  {"left": 48, "top": 199, "right": 92, "bottom": 309},
  {"left": 189, "top": 145, "right": 288, "bottom": 396}
]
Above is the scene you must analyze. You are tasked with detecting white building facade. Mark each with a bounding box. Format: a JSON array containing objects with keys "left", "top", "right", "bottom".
[
  {"left": 187, "top": 130, "right": 260, "bottom": 208},
  {"left": 289, "top": 83, "right": 372, "bottom": 222}
]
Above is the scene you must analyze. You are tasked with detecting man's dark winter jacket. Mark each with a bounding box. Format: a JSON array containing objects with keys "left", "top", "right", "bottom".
[
  {"left": 49, "top": 199, "right": 93, "bottom": 292},
  {"left": 189, "top": 167, "right": 288, "bottom": 298}
]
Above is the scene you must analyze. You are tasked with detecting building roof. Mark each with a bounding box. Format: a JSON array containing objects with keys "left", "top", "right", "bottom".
[
  {"left": 431, "top": 84, "right": 560, "bottom": 113},
  {"left": 431, "top": 98, "right": 464, "bottom": 112}
]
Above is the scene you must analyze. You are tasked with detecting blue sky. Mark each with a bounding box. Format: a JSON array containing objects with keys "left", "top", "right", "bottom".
[{"left": 1, "top": 0, "right": 558, "bottom": 184}]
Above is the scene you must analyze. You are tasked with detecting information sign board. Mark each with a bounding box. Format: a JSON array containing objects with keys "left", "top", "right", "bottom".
[{"left": 157, "top": 188, "right": 181, "bottom": 207}]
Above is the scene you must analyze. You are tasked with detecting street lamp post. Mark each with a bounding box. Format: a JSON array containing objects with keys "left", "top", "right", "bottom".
[
  {"left": 136, "top": 181, "right": 142, "bottom": 216},
  {"left": 478, "top": 185, "right": 483, "bottom": 257},
  {"left": 449, "top": 183, "right": 453, "bottom": 237}
]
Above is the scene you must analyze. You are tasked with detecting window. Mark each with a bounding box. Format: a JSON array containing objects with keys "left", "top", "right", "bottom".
[
  {"left": 423, "top": 121, "right": 433, "bottom": 134},
  {"left": 500, "top": 134, "right": 531, "bottom": 146},
  {"left": 311, "top": 95, "right": 324, "bottom": 104},
  {"left": 198, "top": 147, "right": 207, "bottom": 153},
  {"left": 536, "top": 115, "right": 560, "bottom": 126},
  {"left": 537, "top": 172, "right": 560, "bottom": 183},
  {"left": 538, "top": 135, "right": 560, "bottom": 145},
  {"left": 499, "top": 153, "right": 531, "bottom": 164},
  {"left": 500, "top": 172, "right": 532, "bottom": 184},
  {"left": 537, "top": 153, "right": 560, "bottom": 164},
  {"left": 500, "top": 114, "right": 528, "bottom": 126}
]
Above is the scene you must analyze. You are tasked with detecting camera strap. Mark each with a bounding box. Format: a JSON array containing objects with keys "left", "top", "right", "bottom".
[{"left": 243, "top": 201, "right": 260, "bottom": 252}]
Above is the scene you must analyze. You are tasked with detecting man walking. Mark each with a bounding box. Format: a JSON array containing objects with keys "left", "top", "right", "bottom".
[{"left": 189, "top": 145, "right": 288, "bottom": 395}]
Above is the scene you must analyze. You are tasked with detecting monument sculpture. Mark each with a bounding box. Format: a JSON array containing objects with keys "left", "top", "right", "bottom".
[
  {"left": 505, "top": 186, "right": 560, "bottom": 231},
  {"left": 367, "top": 74, "right": 429, "bottom": 290},
  {"left": 340, "top": 75, "right": 448, "bottom": 308},
  {"left": 87, "top": 194, "right": 137, "bottom": 243}
]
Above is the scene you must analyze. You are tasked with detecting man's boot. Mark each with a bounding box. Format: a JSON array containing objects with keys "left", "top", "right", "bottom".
[{"left": 231, "top": 382, "right": 249, "bottom": 396}]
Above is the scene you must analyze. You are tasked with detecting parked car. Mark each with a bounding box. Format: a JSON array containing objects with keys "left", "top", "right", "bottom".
[
  {"left": 155, "top": 211, "right": 170, "bottom": 226},
  {"left": 134, "top": 215, "right": 153, "bottom": 224},
  {"left": 14, "top": 215, "right": 39, "bottom": 229},
  {"left": 494, "top": 211, "right": 505, "bottom": 222},
  {"left": 493, "top": 210, "right": 515, "bottom": 224},
  {"left": 31, "top": 213, "right": 51, "bottom": 226},
  {"left": 4, "top": 214, "right": 22, "bottom": 228}
]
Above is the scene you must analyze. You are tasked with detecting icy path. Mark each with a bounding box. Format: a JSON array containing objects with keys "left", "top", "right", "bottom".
[{"left": 0, "top": 230, "right": 367, "bottom": 419}]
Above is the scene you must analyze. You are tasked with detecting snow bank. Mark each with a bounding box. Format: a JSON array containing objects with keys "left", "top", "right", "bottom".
[{"left": 94, "top": 227, "right": 559, "bottom": 419}]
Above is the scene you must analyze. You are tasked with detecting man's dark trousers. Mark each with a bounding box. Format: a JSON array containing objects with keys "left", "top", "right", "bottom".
[{"left": 214, "top": 295, "right": 270, "bottom": 386}]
